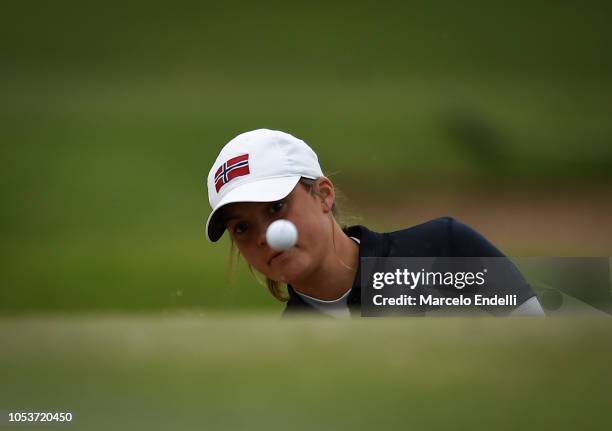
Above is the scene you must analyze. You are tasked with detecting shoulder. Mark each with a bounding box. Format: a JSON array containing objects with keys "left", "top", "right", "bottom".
[
  {"left": 387, "top": 217, "right": 453, "bottom": 240},
  {"left": 387, "top": 217, "right": 453, "bottom": 256},
  {"left": 353, "top": 217, "right": 505, "bottom": 257}
]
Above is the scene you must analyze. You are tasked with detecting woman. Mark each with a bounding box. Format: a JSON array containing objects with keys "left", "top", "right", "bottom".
[{"left": 205, "top": 129, "right": 544, "bottom": 317}]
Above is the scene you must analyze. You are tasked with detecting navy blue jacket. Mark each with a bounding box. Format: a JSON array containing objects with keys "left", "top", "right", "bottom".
[{"left": 283, "top": 217, "right": 536, "bottom": 317}]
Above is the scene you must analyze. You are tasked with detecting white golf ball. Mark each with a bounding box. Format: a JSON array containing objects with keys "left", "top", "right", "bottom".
[{"left": 266, "top": 219, "right": 298, "bottom": 251}]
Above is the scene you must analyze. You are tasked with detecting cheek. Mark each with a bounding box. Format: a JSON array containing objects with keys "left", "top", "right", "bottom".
[
  {"left": 295, "top": 215, "right": 330, "bottom": 255},
  {"left": 236, "top": 243, "right": 276, "bottom": 278},
  {"left": 234, "top": 242, "right": 260, "bottom": 265}
]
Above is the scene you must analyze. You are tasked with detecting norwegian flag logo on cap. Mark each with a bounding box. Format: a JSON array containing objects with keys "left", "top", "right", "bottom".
[{"left": 214, "top": 154, "right": 250, "bottom": 192}]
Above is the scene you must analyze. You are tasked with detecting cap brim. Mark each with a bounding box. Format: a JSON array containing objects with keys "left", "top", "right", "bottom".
[{"left": 205, "top": 176, "right": 301, "bottom": 242}]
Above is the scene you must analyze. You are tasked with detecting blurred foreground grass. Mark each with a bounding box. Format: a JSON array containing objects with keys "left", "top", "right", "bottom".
[{"left": 1, "top": 314, "right": 611, "bottom": 430}]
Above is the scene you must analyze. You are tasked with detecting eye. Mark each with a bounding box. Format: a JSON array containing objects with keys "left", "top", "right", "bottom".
[
  {"left": 269, "top": 201, "right": 284, "bottom": 214},
  {"left": 233, "top": 222, "right": 248, "bottom": 235}
]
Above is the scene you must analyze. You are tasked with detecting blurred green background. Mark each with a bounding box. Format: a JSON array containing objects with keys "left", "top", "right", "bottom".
[{"left": 1, "top": 0, "right": 611, "bottom": 312}]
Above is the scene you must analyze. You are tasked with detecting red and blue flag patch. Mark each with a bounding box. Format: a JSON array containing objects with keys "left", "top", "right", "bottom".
[{"left": 214, "top": 154, "right": 250, "bottom": 192}]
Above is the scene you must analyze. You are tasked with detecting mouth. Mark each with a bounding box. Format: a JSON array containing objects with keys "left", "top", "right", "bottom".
[{"left": 268, "top": 251, "right": 284, "bottom": 266}]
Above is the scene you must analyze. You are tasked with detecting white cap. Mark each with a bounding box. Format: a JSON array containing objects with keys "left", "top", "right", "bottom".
[{"left": 205, "top": 129, "right": 324, "bottom": 242}]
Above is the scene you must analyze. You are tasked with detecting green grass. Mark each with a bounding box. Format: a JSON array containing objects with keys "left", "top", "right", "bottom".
[
  {"left": 3, "top": 77, "right": 611, "bottom": 311},
  {"left": 1, "top": 1, "right": 612, "bottom": 311},
  {"left": 1, "top": 314, "right": 611, "bottom": 430}
]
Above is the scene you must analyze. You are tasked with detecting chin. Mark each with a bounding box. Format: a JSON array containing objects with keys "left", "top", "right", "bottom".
[{"left": 272, "top": 253, "right": 312, "bottom": 284}]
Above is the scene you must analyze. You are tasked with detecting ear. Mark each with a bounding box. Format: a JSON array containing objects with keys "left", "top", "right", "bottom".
[{"left": 314, "top": 177, "right": 335, "bottom": 213}]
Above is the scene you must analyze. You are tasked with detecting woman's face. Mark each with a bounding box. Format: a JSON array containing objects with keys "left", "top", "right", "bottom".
[{"left": 220, "top": 182, "right": 332, "bottom": 284}]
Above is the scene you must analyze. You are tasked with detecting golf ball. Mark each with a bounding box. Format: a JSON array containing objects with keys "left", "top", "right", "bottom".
[{"left": 266, "top": 219, "right": 298, "bottom": 251}]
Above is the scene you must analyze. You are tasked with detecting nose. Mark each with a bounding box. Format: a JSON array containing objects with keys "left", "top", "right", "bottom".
[{"left": 256, "top": 221, "right": 269, "bottom": 248}]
